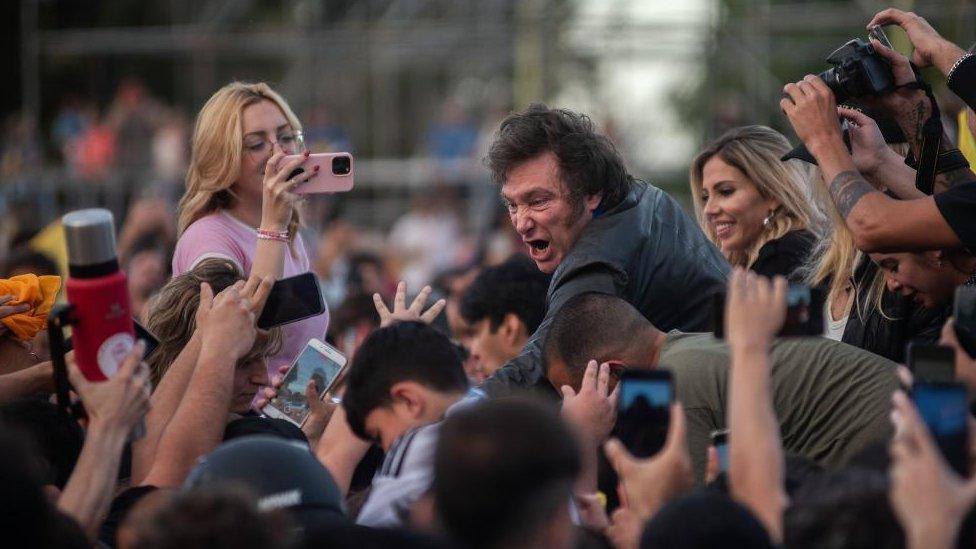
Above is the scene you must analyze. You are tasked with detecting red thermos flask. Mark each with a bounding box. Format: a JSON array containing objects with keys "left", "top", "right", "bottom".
[{"left": 62, "top": 209, "right": 135, "bottom": 381}]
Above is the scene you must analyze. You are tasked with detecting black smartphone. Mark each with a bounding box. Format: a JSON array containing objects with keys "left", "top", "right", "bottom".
[
  {"left": 954, "top": 286, "right": 976, "bottom": 359},
  {"left": 912, "top": 381, "right": 970, "bottom": 477},
  {"left": 257, "top": 273, "right": 325, "bottom": 330},
  {"left": 713, "top": 283, "right": 825, "bottom": 338},
  {"left": 133, "top": 320, "right": 160, "bottom": 360},
  {"left": 711, "top": 429, "right": 730, "bottom": 473},
  {"left": 616, "top": 370, "right": 672, "bottom": 458},
  {"left": 907, "top": 343, "right": 955, "bottom": 383}
]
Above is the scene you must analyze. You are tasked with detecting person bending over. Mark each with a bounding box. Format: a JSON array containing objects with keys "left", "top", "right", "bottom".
[
  {"left": 543, "top": 292, "right": 898, "bottom": 479},
  {"left": 340, "top": 321, "right": 482, "bottom": 527},
  {"left": 483, "top": 104, "right": 729, "bottom": 396}
]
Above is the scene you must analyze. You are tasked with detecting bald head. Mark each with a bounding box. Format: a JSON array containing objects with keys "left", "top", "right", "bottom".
[{"left": 543, "top": 293, "right": 661, "bottom": 390}]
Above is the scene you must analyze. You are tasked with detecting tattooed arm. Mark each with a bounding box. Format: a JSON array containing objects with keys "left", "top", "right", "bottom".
[
  {"left": 890, "top": 89, "right": 976, "bottom": 192},
  {"left": 780, "top": 75, "right": 962, "bottom": 253}
]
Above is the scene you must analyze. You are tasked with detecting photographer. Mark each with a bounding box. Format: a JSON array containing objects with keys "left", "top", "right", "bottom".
[
  {"left": 782, "top": 81, "right": 976, "bottom": 256},
  {"left": 781, "top": 12, "right": 976, "bottom": 256}
]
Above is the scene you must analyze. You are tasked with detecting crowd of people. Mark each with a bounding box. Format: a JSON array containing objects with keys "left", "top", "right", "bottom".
[{"left": 3, "top": 7, "right": 976, "bottom": 549}]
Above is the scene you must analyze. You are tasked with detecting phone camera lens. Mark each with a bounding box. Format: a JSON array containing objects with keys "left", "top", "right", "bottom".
[{"left": 332, "top": 155, "right": 351, "bottom": 175}]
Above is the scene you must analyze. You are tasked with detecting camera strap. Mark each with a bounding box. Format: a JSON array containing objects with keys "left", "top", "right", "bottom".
[{"left": 894, "top": 78, "right": 948, "bottom": 195}]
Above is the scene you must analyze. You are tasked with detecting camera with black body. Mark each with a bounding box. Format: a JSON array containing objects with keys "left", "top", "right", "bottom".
[{"left": 817, "top": 38, "right": 895, "bottom": 103}]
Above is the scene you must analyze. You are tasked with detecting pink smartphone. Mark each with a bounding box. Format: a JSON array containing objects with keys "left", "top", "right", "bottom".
[{"left": 284, "top": 152, "right": 354, "bottom": 193}]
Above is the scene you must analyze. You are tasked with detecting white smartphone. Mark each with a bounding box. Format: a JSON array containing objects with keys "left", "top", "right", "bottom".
[{"left": 262, "top": 338, "right": 347, "bottom": 427}]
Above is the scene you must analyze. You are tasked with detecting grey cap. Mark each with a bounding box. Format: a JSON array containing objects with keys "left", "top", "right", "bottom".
[{"left": 61, "top": 208, "right": 118, "bottom": 267}]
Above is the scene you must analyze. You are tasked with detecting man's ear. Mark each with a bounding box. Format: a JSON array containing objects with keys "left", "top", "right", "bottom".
[
  {"left": 584, "top": 191, "right": 603, "bottom": 214},
  {"left": 500, "top": 313, "right": 526, "bottom": 346},
  {"left": 389, "top": 381, "right": 427, "bottom": 420}
]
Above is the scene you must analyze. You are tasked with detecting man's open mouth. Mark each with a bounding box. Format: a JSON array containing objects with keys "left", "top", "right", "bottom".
[{"left": 528, "top": 240, "right": 550, "bottom": 252}]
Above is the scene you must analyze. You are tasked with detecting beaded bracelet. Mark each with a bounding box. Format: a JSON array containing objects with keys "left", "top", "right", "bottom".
[{"left": 257, "top": 228, "right": 290, "bottom": 242}]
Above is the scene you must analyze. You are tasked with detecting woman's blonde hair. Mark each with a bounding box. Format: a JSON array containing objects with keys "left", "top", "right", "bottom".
[
  {"left": 178, "top": 81, "right": 302, "bottom": 240},
  {"left": 803, "top": 177, "right": 888, "bottom": 322},
  {"left": 145, "top": 258, "right": 282, "bottom": 387},
  {"left": 689, "top": 125, "right": 826, "bottom": 268}
]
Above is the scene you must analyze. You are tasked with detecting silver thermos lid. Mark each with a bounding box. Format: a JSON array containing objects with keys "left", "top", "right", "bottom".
[{"left": 62, "top": 208, "right": 118, "bottom": 267}]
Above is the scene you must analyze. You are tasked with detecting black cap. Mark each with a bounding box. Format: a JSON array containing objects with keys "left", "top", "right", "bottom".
[
  {"left": 223, "top": 415, "right": 308, "bottom": 443},
  {"left": 184, "top": 436, "right": 347, "bottom": 531},
  {"left": 782, "top": 105, "right": 907, "bottom": 165}
]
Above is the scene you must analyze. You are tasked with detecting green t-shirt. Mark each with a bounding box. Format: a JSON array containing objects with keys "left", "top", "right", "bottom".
[{"left": 658, "top": 332, "right": 898, "bottom": 480}]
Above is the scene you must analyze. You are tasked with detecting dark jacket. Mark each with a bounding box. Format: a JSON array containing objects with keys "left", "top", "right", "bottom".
[
  {"left": 750, "top": 229, "right": 816, "bottom": 280},
  {"left": 836, "top": 258, "right": 947, "bottom": 363},
  {"left": 948, "top": 53, "right": 976, "bottom": 112},
  {"left": 481, "top": 180, "right": 730, "bottom": 397}
]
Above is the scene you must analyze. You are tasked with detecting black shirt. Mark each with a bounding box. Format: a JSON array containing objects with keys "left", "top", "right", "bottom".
[
  {"left": 750, "top": 229, "right": 816, "bottom": 280},
  {"left": 98, "top": 485, "right": 160, "bottom": 547},
  {"left": 948, "top": 53, "right": 976, "bottom": 112},
  {"left": 934, "top": 182, "right": 976, "bottom": 252}
]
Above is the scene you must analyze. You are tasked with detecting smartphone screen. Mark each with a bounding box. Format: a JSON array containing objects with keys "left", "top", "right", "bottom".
[
  {"left": 908, "top": 343, "right": 955, "bottom": 383},
  {"left": 954, "top": 287, "right": 976, "bottom": 358},
  {"left": 913, "top": 382, "right": 970, "bottom": 477},
  {"left": 711, "top": 430, "right": 730, "bottom": 473},
  {"left": 257, "top": 273, "right": 325, "bottom": 330},
  {"left": 262, "top": 339, "right": 346, "bottom": 426},
  {"left": 615, "top": 371, "right": 672, "bottom": 458},
  {"left": 713, "top": 284, "right": 825, "bottom": 338}
]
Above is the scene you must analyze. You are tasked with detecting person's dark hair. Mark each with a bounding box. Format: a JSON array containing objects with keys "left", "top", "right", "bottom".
[
  {"left": 2, "top": 246, "right": 59, "bottom": 277},
  {"left": 343, "top": 322, "right": 469, "bottom": 440},
  {"left": 785, "top": 467, "right": 904, "bottom": 549},
  {"left": 433, "top": 398, "right": 580, "bottom": 549},
  {"left": 543, "top": 292, "right": 655, "bottom": 380},
  {"left": 460, "top": 254, "right": 550, "bottom": 334},
  {"left": 0, "top": 428, "right": 89, "bottom": 549},
  {"left": 640, "top": 491, "right": 773, "bottom": 549},
  {"left": 326, "top": 292, "right": 379, "bottom": 341},
  {"left": 0, "top": 399, "right": 85, "bottom": 489},
  {"left": 126, "top": 485, "right": 290, "bottom": 549},
  {"left": 487, "top": 104, "right": 633, "bottom": 213}
]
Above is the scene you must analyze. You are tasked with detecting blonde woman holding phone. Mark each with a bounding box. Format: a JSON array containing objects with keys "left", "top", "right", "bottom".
[{"left": 173, "top": 82, "right": 328, "bottom": 369}]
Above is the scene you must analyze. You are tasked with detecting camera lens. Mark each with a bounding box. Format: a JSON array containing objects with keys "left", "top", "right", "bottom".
[{"left": 332, "top": 155, "right": 351, "bottom": 176}]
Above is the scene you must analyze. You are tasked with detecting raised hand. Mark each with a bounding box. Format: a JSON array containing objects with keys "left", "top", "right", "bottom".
[
  {"left": 373, "top": 281, "right": 446, "bottom": 328},
  {"left": 261, "top": 148, "right": 315, "bottom": 232},
  {"left": 603, "top": 403, "right": 693, "bottom": 521},
  {"left": 67, "top": 341, "right": 151, "bottom": 434},
  {"left": 868, "top": 9, "right": 968, "bottom": 75},
  {"left": 197, "top": 281, "right": 258, "bottom": 361},
  {"left": 838, "top": 107, "right": 898, "bottom": 181},
  {"left": 724, "top": 268, "right": 787, "bottom": 354},
  {"left": 889, "top": 390, "right": 976, "bottom": 549},
  {"left": 561, "top": 360, "right": 618, "bottom": 449},
  {"left": 780, "top": 75, "right": 843, "bottom": 156}
]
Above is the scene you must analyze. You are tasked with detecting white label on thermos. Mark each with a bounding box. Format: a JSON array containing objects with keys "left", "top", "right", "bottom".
[{"left": 98, "top": 332, "right": 135, "bottom": 377}]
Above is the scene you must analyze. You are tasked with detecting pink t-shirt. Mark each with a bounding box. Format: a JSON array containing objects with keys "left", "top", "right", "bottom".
[{"left": 172, "top": 211, "right": 330, "bottom": 373}]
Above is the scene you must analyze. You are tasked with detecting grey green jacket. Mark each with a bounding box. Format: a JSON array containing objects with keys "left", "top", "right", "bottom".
[{"left": 481, "top": 180, "right": 730, "bottom": 397}]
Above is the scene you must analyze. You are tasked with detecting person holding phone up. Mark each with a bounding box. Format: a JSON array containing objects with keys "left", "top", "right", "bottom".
[{"left": 172, "top": 82, "right": 328, "bottom": 371}]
